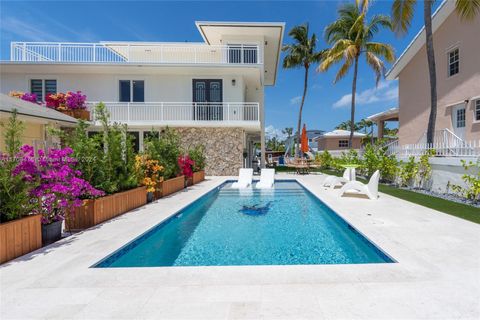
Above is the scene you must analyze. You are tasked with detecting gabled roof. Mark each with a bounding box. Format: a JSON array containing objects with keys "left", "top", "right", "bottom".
[
  {"left": 0, "top": 94, "right": 78, "bottom": 124},
  {"left": 196, "top": 21, "right": 285, "bottom": 86},
  {"left": 386, "top": 0, "right": 454, "bottom": 80}
]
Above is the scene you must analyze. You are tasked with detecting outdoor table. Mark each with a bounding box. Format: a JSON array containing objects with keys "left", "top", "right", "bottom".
[{"left": 340, "top": 164, "right": 359, "bottom": 181}]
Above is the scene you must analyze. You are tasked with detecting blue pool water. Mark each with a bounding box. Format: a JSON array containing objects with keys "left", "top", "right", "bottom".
[{"left": 94, "top": 181, "right": 393, "bottom": 267}]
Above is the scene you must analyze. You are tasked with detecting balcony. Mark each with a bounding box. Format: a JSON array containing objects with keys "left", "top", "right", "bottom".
[
  {"left": 10, "top": 42, "right": 262, "bottom": 65},
  {"left": 87, "top": 102, "right": 260, "bottom": 128}
]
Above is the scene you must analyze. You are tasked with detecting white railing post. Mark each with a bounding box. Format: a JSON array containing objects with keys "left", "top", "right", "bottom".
[
  {"left": 58, "top": 43, "right": 61, "bottom": 61},
  {"left": 194, "top": 46, "right": 197, "bottom": 63},
  {"left": 93, "top": 44, "right": 96, "bottom": 62},
  {"left": 227, "top": 103, "right": 230, "bottom": 121},
  {"left": 160, "top": 102, "right": 164, "bottom": 121},
  {"left": 22, "top": 43, "right": 26, "bottom": 61},
  {"left": 127, "top": 44, "right": 131, "bottom": 62},
  {"left": 241, "top": 44, "right": 244, "bottom": 64},
  {"left": 127, "top": 102, "right": 130, "bottom": 122}
]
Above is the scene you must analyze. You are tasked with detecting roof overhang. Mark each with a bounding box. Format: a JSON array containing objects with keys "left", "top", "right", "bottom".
[
  {"left": 195, "top": 21, "right": 285, "bottom": 86},
  {"left": 367, "top": 107, "right": 399, "bottom": 122},
  {"left": 386, "top": 0, "right": 454, "bottom": 80},
  {"left": 0, "top": 94, "right": 78, "bottom": 125}
]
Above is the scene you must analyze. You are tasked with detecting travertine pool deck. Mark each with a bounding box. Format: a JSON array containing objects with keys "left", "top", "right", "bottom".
[{"left": 1, "top": 174, "right": 479, "bottom": 319}]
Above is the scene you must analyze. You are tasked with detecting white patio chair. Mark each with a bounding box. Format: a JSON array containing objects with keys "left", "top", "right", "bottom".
[
  {"left": 340, "top": 170, "right": 380, "bottom": 200},
  {"left": 323, "top": 168, "right": 355, "bottom": 189},
  {"left": 231, "top": 168, "right": 253, "bottom": 189},
  {"left": 255, "top": 168, "right": 275, "bottom": 189}
]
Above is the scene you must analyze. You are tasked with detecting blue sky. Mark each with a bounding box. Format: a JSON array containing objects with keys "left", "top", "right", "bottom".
[{"left": 0, "top": 1, "right": 433, "bottom": 138}]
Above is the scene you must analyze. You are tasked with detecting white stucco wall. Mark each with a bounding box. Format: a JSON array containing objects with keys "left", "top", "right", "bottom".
[{"left": 0, "top": 73, "right": 247, "bottom": 103}]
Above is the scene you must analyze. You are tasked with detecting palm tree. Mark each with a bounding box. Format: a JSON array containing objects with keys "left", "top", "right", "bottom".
[
  {"left": 282, "top": 24, "right": 324, "bottom": 156},
  {"left": 319, "top": 1, "right": 395, "bottom": 148},
  {"left": 335, "top": 120, "right": 359, "bottom": 131},
  {"left": 392, "top": 0, "right": 480, "bottom": 144}
]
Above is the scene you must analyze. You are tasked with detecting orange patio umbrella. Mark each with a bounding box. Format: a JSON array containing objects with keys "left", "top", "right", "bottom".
[{"left": 300, "top": 124, "right": 309, "bottom": 154}]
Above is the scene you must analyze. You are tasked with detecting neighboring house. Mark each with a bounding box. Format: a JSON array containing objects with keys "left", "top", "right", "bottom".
[
  {"left": 367, "top": 107, "right": 399, "bottom": 140},
  {"left": 284, "top": 129, "right": 324, "bottom": 154},
  {"left": 0, "top": 21, "right": 285, "bottom": 175},
  {"left": 314, "top": 129, "right": 366, "bottom": 154},
  {"left": 0, "top": 93, "right": 77, "bottom": 151},
  {"left": 386, "top": 0, "right": 480, "bottom": 146}
]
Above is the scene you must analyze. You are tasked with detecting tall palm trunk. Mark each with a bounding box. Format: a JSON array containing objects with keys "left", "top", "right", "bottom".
[
  {"left": 424, "top": 0, "right": 437, "bottom": 145},
  {"left": 296, "top": 64, "right": 309, "bottom": 157},
  {"left": 349, "top": 56, "right": 359, "bottom": 148}
]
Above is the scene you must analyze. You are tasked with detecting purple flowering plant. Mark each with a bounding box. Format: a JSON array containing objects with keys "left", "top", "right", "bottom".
[
  {"left": 21, "top": 93, "right": 38, "bottom": 104},
  {"left": 12, "top": 145, "right": 104, "bottom": 224},
  {"left": 65, "top": 91, "right": 87, "bottom": 110}
]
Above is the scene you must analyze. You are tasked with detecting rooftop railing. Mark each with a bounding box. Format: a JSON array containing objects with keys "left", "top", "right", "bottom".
[
  {"left": 10, "top": 42, "right": 262, "bottom": 65},
  {"left": 87, "top": 101, "right": 260, "bottom": 126}
]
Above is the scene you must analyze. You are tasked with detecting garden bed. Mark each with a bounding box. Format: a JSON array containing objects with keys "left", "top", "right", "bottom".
[
  {"left": 159, "top": 175, "right": 185, "bottom": 197},
  {"left": 59, "top": 109, "right": 90, "bottom": 121},
  {"left": 66, "top": 186, "right": 147, "bottom": 231},
  {"left": 0, "top": 214, "right": 42, "bottom": 264},
  {"left": 192, "top": 170, "right": 205, "bottom": 184}
]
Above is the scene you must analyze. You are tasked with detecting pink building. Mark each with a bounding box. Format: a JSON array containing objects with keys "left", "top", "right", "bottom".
[{"left": 386, "top": 0, "right": 480, "bottom": 146}]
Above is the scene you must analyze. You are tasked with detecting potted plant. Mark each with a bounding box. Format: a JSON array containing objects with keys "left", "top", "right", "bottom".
[
  {"left": 46, "top": 91, "right": 90, "bottom": 121},
  {"left": 14, "top": 145, "right": 103, "bottom": 245}
]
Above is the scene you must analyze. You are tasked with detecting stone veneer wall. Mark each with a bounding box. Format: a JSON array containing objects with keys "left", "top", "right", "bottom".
[{"left": 176, "top": 128, "right": 244, "bottom": 176}]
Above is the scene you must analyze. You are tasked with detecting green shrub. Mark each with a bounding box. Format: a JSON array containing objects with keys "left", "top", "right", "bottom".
[
  {"left": 416, "top": 149, "right": 434, "bottom": 188},
  {"left": 451, "top": 159, "right": 480, "bottom": 203},
  {"left": 398, "top": 156, "right": 418, "bottom": 187},
  {"left": 188, "top": 144, "right": 206, "bottom": 172},
  {"left": 316, "top": 150, "right": 333, "bottom": 169},
  {"left": 0, "top": 110, "right": 37, "bottom": 222},
  {"left": 361, "top": 142, "right": 397, "bottom": 182},
  {"left": 144, "top": 127, "right": 181, "bottom": 180}
]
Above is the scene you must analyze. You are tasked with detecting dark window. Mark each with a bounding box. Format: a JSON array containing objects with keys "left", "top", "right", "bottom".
[
  {"left": 448, "top": 48, "right": 459, "bottom": 77},
  {"left": 475, "top": 100, "right": 480, "bottom": 122},
  {"left": 132, "top": 80, "right": 144, "bottom": 102},
  {"left": 338, "top": 140, "right": 349, "bottom": 148},
  {"left": 456, "top": 108, "right": 466, "bottom": 128},
  {"left": 30, "top": 79, "right": 43, "bottom": 101},
  {"left": 127, "top": 132, "right": 140, "bottom": 153},
  {"left": 45, "top": 80, "right": 57, "bottom": 96},
  {"left": 143, "top": 131, "right": 159, "bottom": 141},
  {"left": 119, "top": 80, "right": 131, "bottom": 102}
]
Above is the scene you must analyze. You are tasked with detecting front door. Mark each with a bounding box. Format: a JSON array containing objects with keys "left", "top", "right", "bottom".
[
  {"left": 192, "top": 79, "right": 223, "bottom": 120},
  {"left": 451, "top": 103, "right": 466, "bottom": 140}
]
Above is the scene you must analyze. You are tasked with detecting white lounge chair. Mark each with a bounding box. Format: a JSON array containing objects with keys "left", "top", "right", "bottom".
[
  {"left": 323, "top": 168, "right": 355, "bottom": 188},
  {"left": 340, "top": 170, "right": 380, "bottom": 200},
  {"left": 255, "top": 168, "right": 275, "bottom": 189},
  {"left": 231, "top": 168, "right": 253, "bottom": 189}
]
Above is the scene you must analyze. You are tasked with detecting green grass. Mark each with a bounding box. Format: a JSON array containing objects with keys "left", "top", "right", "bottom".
[{"left": 275, "top": 166, "right": 480, "bottom": 224}]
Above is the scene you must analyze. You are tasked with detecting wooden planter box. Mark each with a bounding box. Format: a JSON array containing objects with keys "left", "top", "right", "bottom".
[
  {"left": 60, "top": 109, "right": 90, "bottom": 121},
  {"left": 66, "top": 186, "right": 146, "bottom": 231},
  {"left": 0, "top": 215, "right": 42, "bottom": 264},
  {"left": 192, "top": 170, "right": 205, "bottom": 184},
  {"left": 160, "top": 175, "right": 185, "bottom": 197}
]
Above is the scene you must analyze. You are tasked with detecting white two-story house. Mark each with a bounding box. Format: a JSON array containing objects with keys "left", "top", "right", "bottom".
[{"left": 0, "top": 21, "right": 285, "bottom": 175}]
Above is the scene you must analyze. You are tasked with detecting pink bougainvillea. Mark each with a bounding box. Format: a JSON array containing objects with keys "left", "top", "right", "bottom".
[
  {"left": 12, "top": 145, "right": 104, "bottom": 224},
  {"left": 178, "top": 155, "right": 195, "bottom": 178}
]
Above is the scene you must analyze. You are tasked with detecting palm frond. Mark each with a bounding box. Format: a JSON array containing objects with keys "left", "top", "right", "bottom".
[
  {"left": 455, "top": 0, "right": 480, "bottom": 20},
  {"left": 391, "top": 0, "right": 416, "bottom": 34},
  {"left": 365, "top": 42, "right": 395, "bottom": 62},
  {"left": 365, "top": 52, "right": 385, "bottom": 86},
  {"left": 334, "top": 59, "right": 353, "bottom": 83}
]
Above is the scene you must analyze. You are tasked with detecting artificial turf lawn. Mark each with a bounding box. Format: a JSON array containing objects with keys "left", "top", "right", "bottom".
[{"left": 274, "top": 166, "right": 480, "bottom": 224}]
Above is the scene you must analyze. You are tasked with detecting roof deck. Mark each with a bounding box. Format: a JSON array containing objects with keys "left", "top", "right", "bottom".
[{"left": 10, "top": 42, "right": 262, "bottom": 65}]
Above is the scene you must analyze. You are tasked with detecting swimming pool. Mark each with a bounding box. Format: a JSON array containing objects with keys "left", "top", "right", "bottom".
[{"left": 94, "top": 181, "right": 393, "bottom": 267}]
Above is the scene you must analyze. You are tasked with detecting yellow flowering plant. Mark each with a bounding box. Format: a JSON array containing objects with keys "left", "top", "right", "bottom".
[{"left": 135, "top": 155, "right": 164, "bottom": 192}]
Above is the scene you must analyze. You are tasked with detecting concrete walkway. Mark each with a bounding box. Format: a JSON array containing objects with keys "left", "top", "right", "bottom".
[{"left": 1, "top": 174, "right": 479, "bottom": 319}]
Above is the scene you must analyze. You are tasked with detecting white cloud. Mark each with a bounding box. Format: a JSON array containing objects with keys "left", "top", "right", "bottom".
[
  {"left": 290, "top": 95, "right": 302, "bottom": 105},
  {"left": 332, "top": 81, "right": 398, "bottom": 109},
  {"left": 0, "top": 17, "right": 64, "bottom": 42},
  {"left": 265, "top": 125, "right": 288, "bottom": 141}
]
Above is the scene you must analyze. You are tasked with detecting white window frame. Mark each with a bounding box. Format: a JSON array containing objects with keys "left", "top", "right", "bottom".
[
  {"left": 28, "top": 77, "right": 58, "bottom": 102},
  {"left": 447, "top": 47, "right": 459, "bottom": 78},
  {"left": 117, "top": 79, "right": 146, "bottom": 102},
  {"left": 338, "top": 140, "right": 349, "bottom": 148},
  {"left": 474, "top": 99, "right": 480, "bottom": 123}
]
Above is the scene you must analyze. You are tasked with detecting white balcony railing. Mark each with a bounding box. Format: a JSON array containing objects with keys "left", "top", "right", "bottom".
[
  {"left": 87, "top": 102, "right": 260, "bottom": 125},
  {"left": 10, "top": 42, "right": 262, "bottom": 65}
]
